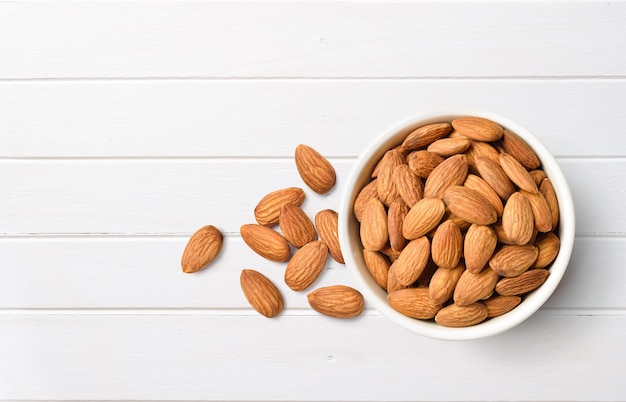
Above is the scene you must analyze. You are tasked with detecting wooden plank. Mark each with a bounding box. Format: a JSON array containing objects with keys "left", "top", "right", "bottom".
[
  {"left": 0, "top": 236, "right": 623, "bottom": 310},
  {"left": 1, "top": 314, "right": 624, "bottom": 401},
  {"left": 1, "top": 2, "right": 625, "bottom": 78},
  {"left": 0, "top": 159, "right": 624, "bottom": 236},
  {"left": 1, "top": 80, "right": 625, "bottom": 158}
]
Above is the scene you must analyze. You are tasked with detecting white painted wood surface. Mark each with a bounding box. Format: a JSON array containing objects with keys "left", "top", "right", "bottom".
[{"left": 1, "top": 1, "right": 625, "bottom": 401}]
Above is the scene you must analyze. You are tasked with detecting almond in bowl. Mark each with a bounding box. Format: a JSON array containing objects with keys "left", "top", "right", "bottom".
[{"left": 338, "top": 109, "right": 575, "bottom": 340}]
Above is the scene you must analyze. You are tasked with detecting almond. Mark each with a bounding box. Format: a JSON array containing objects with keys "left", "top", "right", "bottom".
[
  {"left": 353, "top": 179, "right": 378, "bottom": 222},
  {"left": 429, "top": 262, "right": 465, "bottom": 304},
  {"left": 388, "top": 288, "right": 442, "bottom": 319},
  {"left": 376, "top": 149, "right": 405, "bottom": 206},
  {"left": 499, "top": 152, "right": 539, "bottom": 194},
  {"left": 466, "top": 141, "right": 500, "bottom": 174},
  {"left": 401, "top": 122, "right": 453, "bottom": 150},
  {"left": 431, "top": 220, "right": 463, "bottom": 269},
  {"left": 489, "top": 244, "right": 538, "bottom": 277},
  {"left": 530, "top": 169, "right": 548, "bottom": 187},
  {"left": 314, "top": 209, "right": 344, "bottom": 264},
  {"left": 387, "top": 261, "right": 409, "bottom": 293},
  {"left": 500, "top": 129, "right": 541, "bottom": 170},
  {"left": 423, "top": 154, "right": 468, "bottom": 199},
  {"left": 502, "top": 192, "right": 535, "bottom": 245},
  {"left": 284, "top": 240, "right": 328, "bottom": 291},
  {"left": 464, "top": 174, "right": 504, "bottom": 216},
  {"left": 427, "top": 137, "right": 471, "bottom": 156},
  {"left": 443, "top": 185, "right": 497, "bottom": 225},
  {"left": 307, "top": 285, "right": 364, "bottom": 318},
  {"left": 279, "top": 203, "right": 317, "bottom": 248},
  {"left": 451, "top": 116, "right": 504, "bottom": 142},
  {"left": 464, "top": 224, "right": 498, "bottom": 274},
  {"left": 240, "top": 224, "right": 291, "bottom": 262},
  {"left": 540, "top": 178, "right": 560, "bottom": 229},
  {"left": 363, "top": 249, "right": 391, "bottom": 291},
  {"left": 393, "top": 164, "right": 424, "bottom": 207},
  {"left": 521, "top": 190, "right": 553, "bottom": 232},
  {"left": 254, "top": 187, "right": 306, "bottom": 226},
  {"left": 484, "top": 295, "right": 522, "bottom": 318},
  {"left": 435, "top": 302, "right": 488, "bottom": 327},
  {"left": 495, "top": 269, "right": 549, "bottom": 296},
  {"left": 533, "top": 232, "right": 560, "bottom": 269},
  {"left": 443, "top": 210, "right": 472, "bottom": 231},
  {"left": 407, "top": 150, "right": 444, "bottom": 179},
  {"left": 402, "top": 197, "right": 446, "bottom": 240},
  {"left": 454, "top": 268, "right": 499, "bottom": 306},
  {"left": 240, "top": 269, "right": 284, "bottom": 318},
  {"left": 360, "top": 198, "right": 388, "bottom": 251},
  {"left": 475, "top": 156, "right": 516, "bottom": 200},
  {"left": 294, "top": 144, "right": 336, "bottom": 194},
  {"left": 388, "top": 198, "right": 409, "bottom": 252},
  {"left": 393, "top": 236, "right": 431, "bottom": 286},
  {"left": 181, "top": 225, "right": 224, "bottom": 273}
]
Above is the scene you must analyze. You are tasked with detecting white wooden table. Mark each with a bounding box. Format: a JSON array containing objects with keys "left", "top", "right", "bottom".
[{"left": 2, "top": 1, "right": 626, "bottom": 401}]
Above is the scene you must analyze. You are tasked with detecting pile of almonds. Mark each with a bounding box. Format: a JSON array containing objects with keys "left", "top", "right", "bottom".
[
  {"left": 355, "top": 116, "right": 561, "bottom": 327},
  {"left": 181, "top": 144, "right": 364, "bottom": 319}
]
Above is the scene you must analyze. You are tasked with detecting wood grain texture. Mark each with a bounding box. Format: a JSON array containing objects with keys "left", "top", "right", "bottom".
[
  {"left": 0, "top": 236, "right": 623, "bottom": 310},
  {"left": 1, "top": 80, "right": 625, "bottom": 158},
  {"left": 1, "top": 314, "right": 625, "bottom": 401},
  {"left": 1, "top": 2, "right": 625, "bottom": 78}
]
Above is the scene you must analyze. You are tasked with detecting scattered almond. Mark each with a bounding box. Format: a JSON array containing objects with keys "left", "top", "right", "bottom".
[
  {"left": 181, "top": 225, "right": 224, "bottom": 273},
  {"left": 279, "top": 203, "right": 317, "bottom": 248},
  {"left": 240, "top": 269, "right": 284, "bottom": 318},
  {"left": 294, "top": 144, "right": 336, "bottom": 194},
  {"left": 284, "top": 240, "right": 328, "bottom": 291},
  {"left": 240, "top": 224, "right": 291, "bottom": 262},
  {"left": 307, "top": 285, "right": 364, "bottom": 318},
  {"left": 315, "top": 209, "right": 344, "bottom": 264},
  {"left": 254, "top": 187, "right": 306, "bottom": 226}
]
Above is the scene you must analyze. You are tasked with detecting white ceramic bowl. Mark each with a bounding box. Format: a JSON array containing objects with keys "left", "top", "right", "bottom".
[{"left": 338, "top": 108, "right": 575, "bottom": 341}]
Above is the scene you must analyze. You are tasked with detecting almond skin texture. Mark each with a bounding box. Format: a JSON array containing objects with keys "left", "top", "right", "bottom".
[
  {"left": 499, "top": 152, "right": 539, "bottom": 194},
  {"left": 387, "top": 262, "right": 408, "bottom": 293},
  {"left": 451, "top": 116, "right": 504, "bottom": 142},
  {"left": 181, "top": 225, "right": 224, "bottom": 273},
  {"left": 353, "top": 179, "right": 378, "bottom": 222},
  {"left": 393, "top": 236, "right": 431, "bottom": 286},
  {"left": 294, "top": 144, "right": 336, "bottom": 194},
  {"left": 431, "top": 220, "right": 463, "bottom": 270},
  {"left": 530, "top": 169, "right": 548, "bottom": 187},
  {"left": 284, "top": 241, "right": 328, "bottom": 291},
  {"left": 496, "top": 269, "right": 550, "bottom": 296},
  {"left": 240, "top": 269, "right": 284, "bottom": 318},
  {"left": 427, "top": 137, "right": 471, "bottom": 156},
  {"left": 363, "top": 249, "right": 391, "bottom": 291},
  {"left": 533, "top": 232, "right": 560, "bottom": 269},
  {"left": 402, "top": 197, "right": 446, "bottom": 240},
  {"left": 464, "top": 174, "right": 504, "bottom": 216},
  {"left": 360, "top": 198, "right": 389, "bottom": 251},
  {"left": 502, "top": 192, "right": 535, "bottom": 246},
  {"left": 475, "top": 156, "right": 516, "bottom": 200},
  {"left": 429, "top": 263, "right": 465, "bottom": 304},
  {"left": 500, "top": 129, "right": 541, "bottom": 170},
  {"left": 376, "top": 149, "right": 404, "bottom": 206},
  {"left": 466, "top": 141, "right": 500, "bottom": 174},
  {"left": 388, "top": 288, "right": 442, "bottom": 319},
  {"left": 254, "top": 187, "right": 306, "bottom": 226},
  {"left": 393, "top": 164, "right": 424, "bottom": 207},
  {"left": 315, "top": 209, "right": 344, "bottom": 264},
  {"left": 464, "top": 224, "right": 498, "bottom": 274},
  {"left": 307, "top": 285, "right": 364, "bottom": 318},
  {"left": 489, "top": 244, "right": 539, "bottom": 277},
  {"left": 443, "top": 185, "right": 497, "bottom": 225},
  {"left": 435, "top": 302, "right": 488, "bottom": 328},
  {"left": 484, "top": 295, "right": 522, "bottom": 318},
  {"left": 279, "top": 203, "right": 317, "bottom": 248},
  {"left": 454, "top": 268, "right": 500, "bottom": 306},
  {"left": 540, "top": 178, "right": 560, "bottom": 229},
  {"left": 401, "top": 122, "right": 453, "bottom": 151},
  {"left": 423, "top": 154, "right": 468, "bottom": 199},
  {"left": 407, "top": 150, "right": 444, "bottom": 179},
  {"left": 521, "top": 190, "right": 553, "bottom": 233},
  {"left": 388, "top": 198, "right": 409, "bottom": 252},
  {"left": 240, "top": 224, "right": 291, "bottom": 262}
]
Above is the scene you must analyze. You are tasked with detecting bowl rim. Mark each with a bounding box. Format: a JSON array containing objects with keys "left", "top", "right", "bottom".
[{"left": 338, "top": 108, "right": 576, "bottom": 341}]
